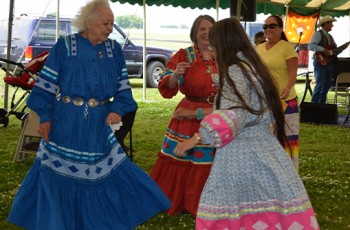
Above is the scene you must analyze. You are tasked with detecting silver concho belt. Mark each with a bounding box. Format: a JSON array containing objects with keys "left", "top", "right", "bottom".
[{"left": 58, "top": 96, "right": 108, "bottom": 107}]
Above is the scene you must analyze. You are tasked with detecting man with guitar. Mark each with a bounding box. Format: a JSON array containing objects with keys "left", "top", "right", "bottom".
[{"left": 308, "top": 15, "right": 350, "bottom": 103}]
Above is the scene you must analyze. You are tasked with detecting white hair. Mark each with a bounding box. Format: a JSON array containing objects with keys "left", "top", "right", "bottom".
[{"left": 72, "top": 0, "right": 110, "bottom": 32}]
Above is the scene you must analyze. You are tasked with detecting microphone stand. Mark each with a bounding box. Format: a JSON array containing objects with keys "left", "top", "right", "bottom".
[
  {"left": 295, "top": 31, "right": 313, "bottom": 105},
  {"left": 295, "top": 32, "right": 303, "bottom": 53}
]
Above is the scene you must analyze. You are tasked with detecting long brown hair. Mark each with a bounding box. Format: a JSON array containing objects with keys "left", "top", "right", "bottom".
[{"left": 209, "top": 17, "right": 288, "bottom": 147}]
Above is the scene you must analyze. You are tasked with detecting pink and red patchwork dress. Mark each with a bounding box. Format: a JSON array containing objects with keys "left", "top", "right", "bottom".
[{"left": 195, "top": 59, "right": 319, "bottom": 229}]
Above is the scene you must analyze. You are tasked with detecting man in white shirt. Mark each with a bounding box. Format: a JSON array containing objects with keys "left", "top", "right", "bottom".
[{"left": 308, "top": 15, "right": 349, "bottom": 103}]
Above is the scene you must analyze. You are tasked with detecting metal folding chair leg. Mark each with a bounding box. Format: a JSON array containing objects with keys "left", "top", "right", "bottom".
[
  {"left": 114, "top": 111, "right": 136, "bottom": 161},
  {"left": 343, "top": 105, "right": 350, "bottom": 126},
  {"left": 13, "top": 111, "right": 40, "bottom": 162}
]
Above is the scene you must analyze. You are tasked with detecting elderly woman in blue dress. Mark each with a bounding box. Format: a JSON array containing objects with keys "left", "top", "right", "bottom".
[{"left": 7, "top": 0, "right": 170, "bottom": 229}]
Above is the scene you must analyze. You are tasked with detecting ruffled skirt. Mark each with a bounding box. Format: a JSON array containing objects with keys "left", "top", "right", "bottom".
[
  {"left": 150, "top": 152, "right": 212, "bottom": 215},
  {"left": 8, "top": 139, "right": 171, "bottom": 230},
  {"left": 195, "top": 134, "right": 319, "bottom": 229},
  {"left": 150, "top": 98, "right": 215, "bottom": 215}
]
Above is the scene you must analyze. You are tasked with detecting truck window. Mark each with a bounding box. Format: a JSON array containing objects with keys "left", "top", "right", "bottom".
[
  {"left": 240, "top": 22, "right": 264, "bottom": 40},
  {"left": 249, "top": 23, "right": 264, "bottom": 39},
  {"left": 71, "top": 26, "right": 79, "bottom": 34},
  {"left": 0, "top": 19, "right": 32, "bottom": 41},
  {"left": 109, "top": 27, "right": 127, "bottom": 47},
  {"left": 36, "top": 21, "right": 70, "bottom": 40}
]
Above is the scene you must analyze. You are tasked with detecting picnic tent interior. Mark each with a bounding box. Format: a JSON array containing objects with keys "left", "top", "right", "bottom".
[{"left": 2, "top": 0, "right": 350, "bottom": 111}]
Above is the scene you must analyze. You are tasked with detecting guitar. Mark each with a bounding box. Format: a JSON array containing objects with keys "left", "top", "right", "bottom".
[{"left": 315, "top": 41, "right": 350, "bottom": 65}]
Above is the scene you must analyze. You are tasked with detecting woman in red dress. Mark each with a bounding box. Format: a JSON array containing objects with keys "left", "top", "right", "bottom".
[{"left": 150, "top": 15, "right": 217, "bottom": 216}]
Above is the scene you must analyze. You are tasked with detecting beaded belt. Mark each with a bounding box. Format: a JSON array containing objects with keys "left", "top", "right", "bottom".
[
  {"left": 186, "top": 95, "right": 215, "bottom": 104},
  {"left": 58, "top": 96, "right": 108, "bottom": 107}
]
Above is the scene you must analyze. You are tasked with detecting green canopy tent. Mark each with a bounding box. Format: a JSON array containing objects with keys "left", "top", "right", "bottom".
[
  {"left": 257, "top": 0, "right": 350, "bottom": 17},
  {"left": 112, "top": 0, "right": 350, "bottom": 17}
]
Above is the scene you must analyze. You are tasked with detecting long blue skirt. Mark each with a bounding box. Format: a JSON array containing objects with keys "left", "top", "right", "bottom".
[{"left": 7, "top": 138, "right": 171, "bottom": 230}]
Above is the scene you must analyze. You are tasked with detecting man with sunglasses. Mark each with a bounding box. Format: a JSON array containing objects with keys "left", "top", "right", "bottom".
[{"left": 308, "top": 15, "right": 350, "bottom": 104}]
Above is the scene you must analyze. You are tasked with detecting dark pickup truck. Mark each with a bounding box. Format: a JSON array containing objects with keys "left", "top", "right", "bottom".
[{"left": 0, "top": 16, "right": 174, "bottom": 88}]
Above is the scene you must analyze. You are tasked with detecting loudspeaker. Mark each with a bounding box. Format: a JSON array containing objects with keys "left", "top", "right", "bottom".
[
  {"left": 230, "top": 0, "right": 256, "bottom": 22},
  {"left": 300, "top": 102, "right": 338, "bottom": 124}
]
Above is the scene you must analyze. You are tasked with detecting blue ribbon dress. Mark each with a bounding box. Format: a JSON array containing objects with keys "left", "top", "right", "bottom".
[{"left": 7, "top": 34, "right": 171, "bottom": 230}]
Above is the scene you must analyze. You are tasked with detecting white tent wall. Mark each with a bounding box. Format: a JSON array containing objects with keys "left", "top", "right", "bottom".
[{"left": 332, "top": 15, "right": 350, "bottom": 58}]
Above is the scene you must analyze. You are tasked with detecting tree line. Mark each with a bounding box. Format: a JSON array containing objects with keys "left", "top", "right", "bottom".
[
  {"left": 44, "top": 14, "right": 187, "bottom": 29},
  {"left": 115, "top": 15, "right": 188, "bottom": 29}
]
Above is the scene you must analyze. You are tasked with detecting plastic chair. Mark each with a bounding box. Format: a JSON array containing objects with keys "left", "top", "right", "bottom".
[
  {"left": 334, "top": 72, "right": 350, "bottom": 108},
  {"left": 13, "top": 111, "right": 41, "bottom": 162}
]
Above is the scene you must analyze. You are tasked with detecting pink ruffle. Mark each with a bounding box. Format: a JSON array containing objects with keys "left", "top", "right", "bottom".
[{"left": 196, "top": 208, "right": 319, "bottom": 230}]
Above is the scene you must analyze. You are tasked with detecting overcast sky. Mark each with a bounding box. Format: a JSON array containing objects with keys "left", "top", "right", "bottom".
[{"left": 0, "top": 0, "right": 236, "bottom": 28}]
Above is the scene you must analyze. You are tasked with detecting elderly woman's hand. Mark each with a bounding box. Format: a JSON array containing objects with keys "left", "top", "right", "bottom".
[
  {"left": 37, "top": 121, "right": 51, "bottom": 144},
  {"left": 106, "top": 112, "right": 122, "bottom": 125}
]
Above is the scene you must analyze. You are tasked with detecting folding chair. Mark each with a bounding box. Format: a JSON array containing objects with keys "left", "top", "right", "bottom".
[
  {"left": 13, "top": 111, "right": 41, "bottom": 162},
  {"left": 115, "top": 111, "right": 136, "bottom": 161},
  {"left": 334, "top": 72, "right": 350, "bottom": 108}
]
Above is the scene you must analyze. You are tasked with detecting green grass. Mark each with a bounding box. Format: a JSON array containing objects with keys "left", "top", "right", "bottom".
[{"left": 1, "top": 76, "right": 350, "bottom": 229}]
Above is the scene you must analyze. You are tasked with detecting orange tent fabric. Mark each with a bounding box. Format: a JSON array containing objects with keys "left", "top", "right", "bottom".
[{"left": 285, "top": 10, "right": 320, "bottom": 45}]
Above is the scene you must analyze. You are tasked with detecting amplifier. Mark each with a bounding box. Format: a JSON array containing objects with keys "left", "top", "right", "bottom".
[{"left": 300, "top": 102, "right": 338, "bottom": 124}]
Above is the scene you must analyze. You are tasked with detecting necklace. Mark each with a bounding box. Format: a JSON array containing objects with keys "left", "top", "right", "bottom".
[{"left": 197, "top": 46, "right": 216, "bottom": 74}]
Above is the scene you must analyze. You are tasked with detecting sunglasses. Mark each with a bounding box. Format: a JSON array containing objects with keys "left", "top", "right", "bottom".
[{"left": 263, "top": 24, "right": 280, "bottom": 30}]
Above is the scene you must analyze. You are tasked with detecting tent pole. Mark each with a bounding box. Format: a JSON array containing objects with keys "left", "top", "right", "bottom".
[
  {"left": 216, "top": 0, "right": 220, "bottom": 21},
  {"left": 56, "top": 0, "right": 60, "bottom": 41},
  {"left": 348, "top": 10, "right": 350, "bottom": 56},
  {"left": 284, "top": 5, "right": 289, "bottom": 31},
  {"left": 236, "top": 0, "right": 241, "bottom": 20},
  {"left": 142, "top": 0, "right": 147, "bottom": 100},
  {"left": 4, "top": 0, "right": 15, "bottom": 110}
]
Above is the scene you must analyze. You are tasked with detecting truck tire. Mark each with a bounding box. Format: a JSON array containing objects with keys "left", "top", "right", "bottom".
[{"left": 146, "top": 61, "right": 165, "bottom": 88}]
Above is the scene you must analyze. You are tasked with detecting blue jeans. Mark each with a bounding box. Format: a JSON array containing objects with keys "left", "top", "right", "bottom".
[{"left": 311, "top": 59, "right": 334, "bottom": 103}]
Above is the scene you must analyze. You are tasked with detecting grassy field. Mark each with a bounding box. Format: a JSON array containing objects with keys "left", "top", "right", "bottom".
[
  {"left": 125, "top": 28, "right": 192, "bottom": 50},
  {"left": 1, "top": 38, "right": 350, "bottom": 230},
  {"left": 1, "top": 75, "right": 350, "bottom": 229}
]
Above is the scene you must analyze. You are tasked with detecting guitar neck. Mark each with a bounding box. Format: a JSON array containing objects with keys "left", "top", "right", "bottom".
[{"left": 334, "top": 42, "right": 350, "bottom": 52}]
